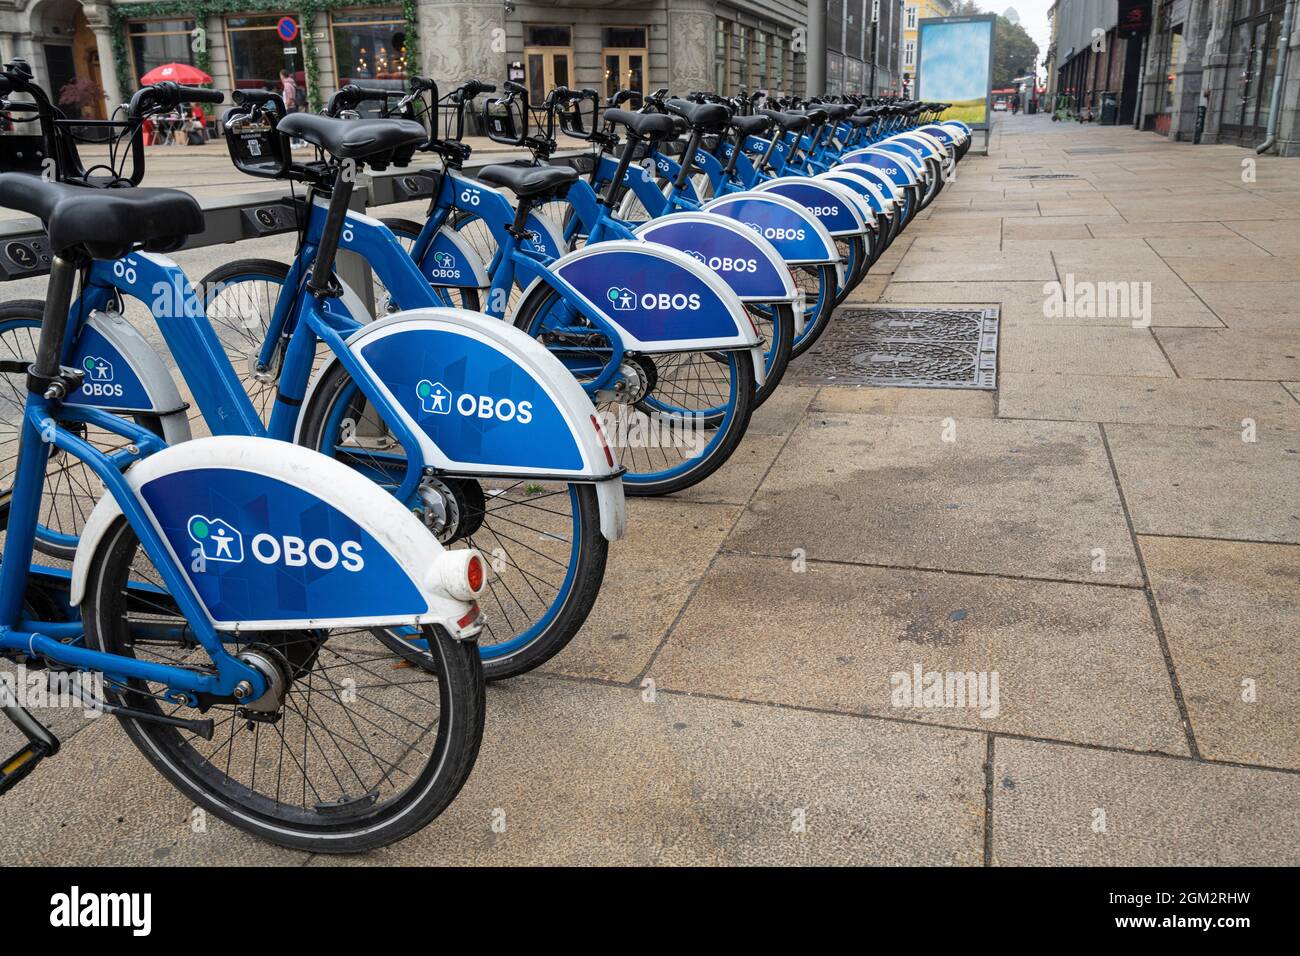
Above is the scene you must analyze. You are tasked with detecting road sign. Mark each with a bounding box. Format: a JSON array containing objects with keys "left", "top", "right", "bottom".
[{"left": 277, "top": 17, "right": 299, "bottom": 43}]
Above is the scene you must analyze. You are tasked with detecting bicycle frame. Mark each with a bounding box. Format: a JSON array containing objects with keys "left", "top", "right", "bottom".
[{"left": 0, "top": 392, "right": 269, "bottom": 702}]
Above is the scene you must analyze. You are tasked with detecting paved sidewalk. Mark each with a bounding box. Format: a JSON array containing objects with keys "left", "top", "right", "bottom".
[{"left": 1, "top": 113, "right": 1297, "bottom": 865}]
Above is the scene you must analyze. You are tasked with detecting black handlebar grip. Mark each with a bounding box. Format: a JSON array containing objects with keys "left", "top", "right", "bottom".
[{"left": 179, "top": 85, "right": 224, "bottom": 105}]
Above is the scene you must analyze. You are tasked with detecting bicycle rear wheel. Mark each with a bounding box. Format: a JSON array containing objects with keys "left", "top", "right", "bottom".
[
  {"left": 82, "top": 516, "right": 485, "bottom": 852},
  {"left": 513, "top": 283, "right": 755, "bottom": 496}
]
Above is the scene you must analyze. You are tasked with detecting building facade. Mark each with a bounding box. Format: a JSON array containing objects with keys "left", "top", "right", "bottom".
[
  {"left": 1051, "top": 0, "right": 1299, "bottom": 154},
  {"left": 0, "top": 1, "right": 900, "bottom": 120},
  {"left": 900, "top": 0, "right": 949, "bottom": 96}
]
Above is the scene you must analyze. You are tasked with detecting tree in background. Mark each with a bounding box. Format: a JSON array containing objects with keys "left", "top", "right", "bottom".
[{"left": 992, "top": 15, "right": 1040, "bottom": 86}]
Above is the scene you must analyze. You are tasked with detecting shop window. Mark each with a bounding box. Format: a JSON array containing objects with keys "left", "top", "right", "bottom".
[
  {"left": 226, "top": 14, "right": 305, "bottom": 99},
  {"left": 127, "top": 19, "right": 197, "bottom": 81},
  {"left": 737, "top": 25, "right": 750, "bottom": 90},
  {"left": 525, "top": 25, "right": 572, "bottom": 48},
  {"left": 754, "top": 32, "right": 767, "bottom": 89},
  {"left": 331, "top": 9, "right": 407, "bottom": 106},
  {"left": 770, "top": 35, "right": 785, "bottom": 94},
  {"left": 715, "top": 19, "right": 731, "bottom": 94}
]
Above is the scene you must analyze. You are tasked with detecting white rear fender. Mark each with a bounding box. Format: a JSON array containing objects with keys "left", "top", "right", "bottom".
[{"left": 70, "top": 436, "right": 483, "bottom": 636}]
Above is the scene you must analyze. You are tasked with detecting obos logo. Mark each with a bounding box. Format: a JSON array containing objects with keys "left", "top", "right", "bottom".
[
  {"left": 416, "top": 379, "right": 533, "bottom": 424},
  {"left": 428, "top": 250, "right": 460, "bottom": 280},
  {"left": 81, "top": 356, "right": 122, "bottom": 398},
  {"left": 188, "top": 514, "right": 364, "bottom": 572},
  {"left": 605, "top": 285, "right": 701, "bottom": 311},
  {"left": 685, "top": 249, "right": 758, "bottom": 274},
  {"left": 742, "top": 221, "right": 807, "bottom": 242}
]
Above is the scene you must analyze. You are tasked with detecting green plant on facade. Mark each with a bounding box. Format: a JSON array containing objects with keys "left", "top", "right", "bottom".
[{"left": 109, "top": 0, "right": 419, "bottom": 114}]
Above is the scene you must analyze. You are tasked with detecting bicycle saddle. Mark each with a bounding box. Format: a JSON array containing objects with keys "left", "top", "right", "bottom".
[
  {"left": 758, "top": 109, "right": 810, "bottom": 132},
  {"left": 730, "top": 114, "right": 774, "bottom": 136},
  {"left": 603, "top": 109, "right": 677, "bottom": 139},
  {"left": 0, "top": 174, "right": 203, "bottom": 260},
  {"left": 478, "top": 162, "right": 578, "bottom": 198},
  {"left": 822, "top": 104, "right": 856, "bottom": 121},
  {"left": 796, "top": 107, "right": 830, "bottom": 126},
  {"left": 665, "top": 98, "right": 730, "bottom": 131},
  {"left": 278, "top": 113, "right": 427, "bottom": 160},
  {"left": 847, "top": 113, "right": 879, "bottom": 127}
]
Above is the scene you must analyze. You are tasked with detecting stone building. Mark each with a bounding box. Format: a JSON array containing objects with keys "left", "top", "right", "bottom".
[
  {"left": 0, "top": 1, "right": 900, "bottom": 120},
  {"left": 1051, "top": 0, "right": 1299, "bottom": 154}
]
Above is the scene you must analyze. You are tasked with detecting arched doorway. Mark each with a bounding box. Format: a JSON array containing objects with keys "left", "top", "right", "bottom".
[{"left": 28, "top": 0, "right": 107, "bottom": 118}]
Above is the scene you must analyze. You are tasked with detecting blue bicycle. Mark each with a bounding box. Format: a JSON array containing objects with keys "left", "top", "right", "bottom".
[
  {"left": 207, "top": 80, "right": 765, "bottom": 499},
  {"left": 0, "top": 64, "right": 487, "bottom": 851},
  {"left": 1, "top": 72, "right": 625, "bottom": 682}
]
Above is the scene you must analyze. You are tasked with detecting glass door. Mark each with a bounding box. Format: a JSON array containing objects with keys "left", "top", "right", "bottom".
[
  {"left": 524, "top": 25, "right": 572, "bottom": 106},
  {"left": 602, "top": 27, "right": 647, "bottom": 102}
]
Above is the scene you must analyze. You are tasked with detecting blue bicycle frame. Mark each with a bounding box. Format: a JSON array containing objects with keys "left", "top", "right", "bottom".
[{"left": 0, "top": 389, "right": 269, "bottom": 703}]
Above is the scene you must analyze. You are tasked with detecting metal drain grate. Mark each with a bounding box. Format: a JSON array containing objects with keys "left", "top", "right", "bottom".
[
  {"left": 793, "top": 306, "right": 999, "bottom": 389},
  {"left": 1011, "top": 173, "right": 1078, "bottom": 180}
]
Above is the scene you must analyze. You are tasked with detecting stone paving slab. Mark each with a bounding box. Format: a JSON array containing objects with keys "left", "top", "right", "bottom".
[
  {"left": 1163, "top": 255, "right": 1300, "bottom": 283},
  {"left": 1087, "top": 221, "right": 1238, "bottom": 239},
  {"left": 998, "top": 373, "right": 1300, "bottom": 428},
  {"left": 1224, "top": 219, "right": 1300, "bottom": 255},
  {"left": 1143, "top": 235, "right": 1274, "bottom": 258},
  {"left": 0, "top": 715, "right": 310, "bottom": 866},
  {"left": 992, "top": 738, "right": 1300, "bottom": 865},
  {"left": 1141, "top": 535, "right": 1300, "bottom": 771},
  {"left": 726, "top": 414, "right": 1141, "bottom": 586},
  {"left": 1154, "top": 328, "right": 1300, "bottom": 380},
  {"left": 1104, "top": 423, "right": 1300, "bottom": 543},
  {"left": 311, "top": 677, "right": 987, "bottom": 865},
  {"left": 810, "top": 385, "right": 996, "bottom": 418},
  {"left": 999, "top": 326, "right": 1176, "bottom": 377},
  {"left": 652, "top": 553, "right": 1186, "bottom": 753},
  {"left": 540, "top": 499, "right": 741, "bottom": 683},
  {"left": 1184, "top": 281, "right": 1300, "bottom": 331},
  {"left": 893, "top": 249, "right": 1056, "bottom": 283}
]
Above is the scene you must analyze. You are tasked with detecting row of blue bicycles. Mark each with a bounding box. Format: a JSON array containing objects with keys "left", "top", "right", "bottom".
[{"left": 0, "top": 56, "right": 968, "bottom": 851}]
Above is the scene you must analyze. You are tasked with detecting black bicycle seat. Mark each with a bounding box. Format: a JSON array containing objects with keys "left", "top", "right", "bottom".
[
  {"left": 730, "top": 114, "right": 774, "bottom": 137},
  {"left": 0, "top": 174, "right": 203, "bottom": 260},
  {"left": 603, "top": 109, "right": 677, "bottom": 139},
  {"left": 758, "top": 109, "right": 810, "bottom": 132},
  {"left": 664, "top": 98, "right": 730, "bottom": 131},
  {"left": 478, "top": 162, "right": 578, "bottom": 198},
  {"left": 278, "top": 113, "right": 427, "bottom": 160}
]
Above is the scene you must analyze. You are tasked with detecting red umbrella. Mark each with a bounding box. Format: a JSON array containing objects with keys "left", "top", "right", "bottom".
[{"left": 140, "top": 63, "right": 212, "bottom": 85}]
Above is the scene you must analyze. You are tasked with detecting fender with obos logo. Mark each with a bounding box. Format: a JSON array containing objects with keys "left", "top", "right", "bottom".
[
  {"left": 299, "top": 307, "right": 626, "bottom": 541},
  {"left": 872, "top": 141, "right": 927, "bottom": 178},
  {"left": 70, "top": 436, "right": 482, "bottom": 635},
  {"left": 701, "top": 191, "right": 844, "bottom": 285},
  {"left": 817, "top": 169, "right": 896, "bottom": 219},
  {"left": 61, "top": 308, "right": 192, "bottom": 445},
  {"left": 750, "top": 177, "right": 872, "bottom": 236},
  {"left": 840, "top": 148, "right": 920, "bottom": 191},
  {"left": 631, "top": 213, "right": 797, "bottom": 303},
  {"left": 418, "top": 226, "right": 490, "bottom": 289}
]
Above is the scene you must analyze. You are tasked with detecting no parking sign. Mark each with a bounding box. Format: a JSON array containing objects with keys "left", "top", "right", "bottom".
[{"left": 277, "top": 17, "right": 299, "bottom": 43}]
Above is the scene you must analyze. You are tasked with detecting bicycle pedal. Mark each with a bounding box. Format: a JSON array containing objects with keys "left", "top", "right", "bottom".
[{"left": 0, "top": 740, "right": 54, "bottom": 795}]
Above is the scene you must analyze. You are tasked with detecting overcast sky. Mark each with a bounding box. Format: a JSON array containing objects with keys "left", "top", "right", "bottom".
[{"left": 970, "top": 0, "right": 1055, "bottom": 72}]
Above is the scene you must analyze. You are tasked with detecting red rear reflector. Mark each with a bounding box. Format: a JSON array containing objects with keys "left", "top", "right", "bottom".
[
  {"left": 457, "top": 602, "right": 481, "bottom": 630},
  {"left": 466, "top": 554, "right": 484, "bottom": 593},
  {"left": 591, "top": 414, "right": 614, "bottom": 467}
]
